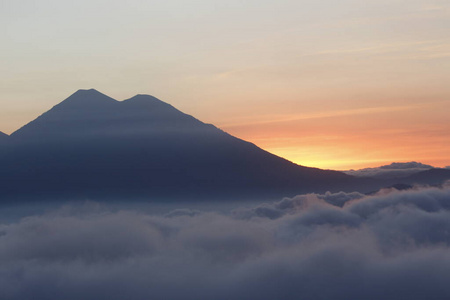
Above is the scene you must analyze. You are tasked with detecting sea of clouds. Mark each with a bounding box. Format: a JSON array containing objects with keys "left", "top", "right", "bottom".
[{"left": 1, "top": 183, "right": 450, "bottom": 299}]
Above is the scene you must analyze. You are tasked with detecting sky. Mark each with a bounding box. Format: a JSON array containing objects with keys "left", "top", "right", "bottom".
[{"left": 1, "top": 0, "right": 449, "bottom": 170}]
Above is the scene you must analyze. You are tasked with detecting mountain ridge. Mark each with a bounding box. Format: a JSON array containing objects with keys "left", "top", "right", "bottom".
[
  {"left": 343, "top": 161, "right": 435, "bottom": 179},
  {"left": 1, "top": 90, "right": 380, "bottom": 201},
  {"left": 402, "top": 168, "right": 450, "bottom": 185}
]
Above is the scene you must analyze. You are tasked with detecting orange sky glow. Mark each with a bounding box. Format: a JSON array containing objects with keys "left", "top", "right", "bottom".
[{"left": 220, "top": 99, "right": 450, "bottom": 169}]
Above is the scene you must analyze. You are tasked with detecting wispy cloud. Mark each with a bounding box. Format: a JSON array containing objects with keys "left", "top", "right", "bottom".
[
  {"left": 315, "top": 40, "right": 448, "bottom": 56},
  {"left": 220, "top": 103, "right": 429, "bottom": 129}
]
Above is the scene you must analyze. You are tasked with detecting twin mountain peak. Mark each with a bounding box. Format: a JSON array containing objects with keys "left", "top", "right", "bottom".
[
  {"left": 11, "top": 89, "right": 209, "bottom": 140},
  {"left": 1, "top": 89, "right": 379, "bottom": 200},
  {"left": 55, "top": 89, "right": 169, "bottom": 109}
]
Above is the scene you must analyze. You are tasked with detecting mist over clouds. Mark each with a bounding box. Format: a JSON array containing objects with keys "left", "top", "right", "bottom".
[{"left": 2, "top": 184, "right": 450, "bottom": 299}]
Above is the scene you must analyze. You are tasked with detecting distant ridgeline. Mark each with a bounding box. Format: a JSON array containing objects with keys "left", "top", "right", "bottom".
[{"left": 0, "top": 89, "right": 449, "bottom": 201}]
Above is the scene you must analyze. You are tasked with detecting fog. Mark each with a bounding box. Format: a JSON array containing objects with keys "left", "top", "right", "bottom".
[{"left": 1, "top": 184, "right": 450, "bottom": 299}]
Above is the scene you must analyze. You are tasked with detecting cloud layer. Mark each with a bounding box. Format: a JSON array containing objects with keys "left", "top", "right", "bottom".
[{"left": 2, "top": 185, "right": 450, "bottom": 299}]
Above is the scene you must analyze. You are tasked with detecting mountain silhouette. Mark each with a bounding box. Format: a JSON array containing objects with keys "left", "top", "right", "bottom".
[
  {"left": 0, "top": 131, "right": 8, "bottom": 141},
  {"left": 1, "top": 89, "right": 379, "bottom": 201},
  {"left": 401, "top": 168, "right": 450, "bottom": 186},
  {"left": 0, "top": 132, "right": 8, "bottom": 153},
  {"left": 344, "top": 162, "right": 434, "bottom": 179}
]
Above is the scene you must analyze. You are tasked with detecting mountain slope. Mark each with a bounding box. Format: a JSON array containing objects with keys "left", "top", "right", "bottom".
[
  {"left": 11, "top": 89, "right": 120, "bottom": 141},
  {"left": 1, "top": 89, "right": 379, "bottom": 201},
  {"left": 344, "top": 162, "right": 434, "bottom": 179},
  {"left": 401, "top": 168, "right": 450, "bottom": 186},
  {"left": 0, "top": 132, "right": 8, "bottom": 150},
  {"left": 0, "top": 131, "right": 8, "bottom": 141}
]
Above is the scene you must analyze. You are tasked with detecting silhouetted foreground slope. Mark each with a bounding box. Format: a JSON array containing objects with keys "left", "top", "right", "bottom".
[
  {"left": 0, "top": 131, "right": 8, "bottom": 142},
  {"left": 1, "top": 89, "right": 379, "bottom": 201},
  {"left": 402, "top": 168, "right": 450, "bottom": 186},
  {"left": 344, "top": 162, "right": 450, "bottom": 188},
  {"left": 0, "top": 132, "right": 9, "bottom": 156}
]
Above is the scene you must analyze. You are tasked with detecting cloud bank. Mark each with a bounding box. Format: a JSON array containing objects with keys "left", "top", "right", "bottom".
[{"left": 2, "top": 185, "right": 450, "bottom": 299}]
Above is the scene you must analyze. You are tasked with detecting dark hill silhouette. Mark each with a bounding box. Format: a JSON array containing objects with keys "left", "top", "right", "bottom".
[
  {"left": 344, "top": 162, "right": 434, "bottom": 179},
  {"left": 0, "top": 132, "right": 8, "bottom": 152},
  {"left": 401, "top": 168, "right": 450, "bottom": 186},
  {"left": 342, "top": 161, "right": 450, "bottom": 189},
  {"left": 0, "top": 131, "right": 8, "bottom": 141},
  {"left": 1, "top": 89, "right": 380, "bottom": 201}
]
